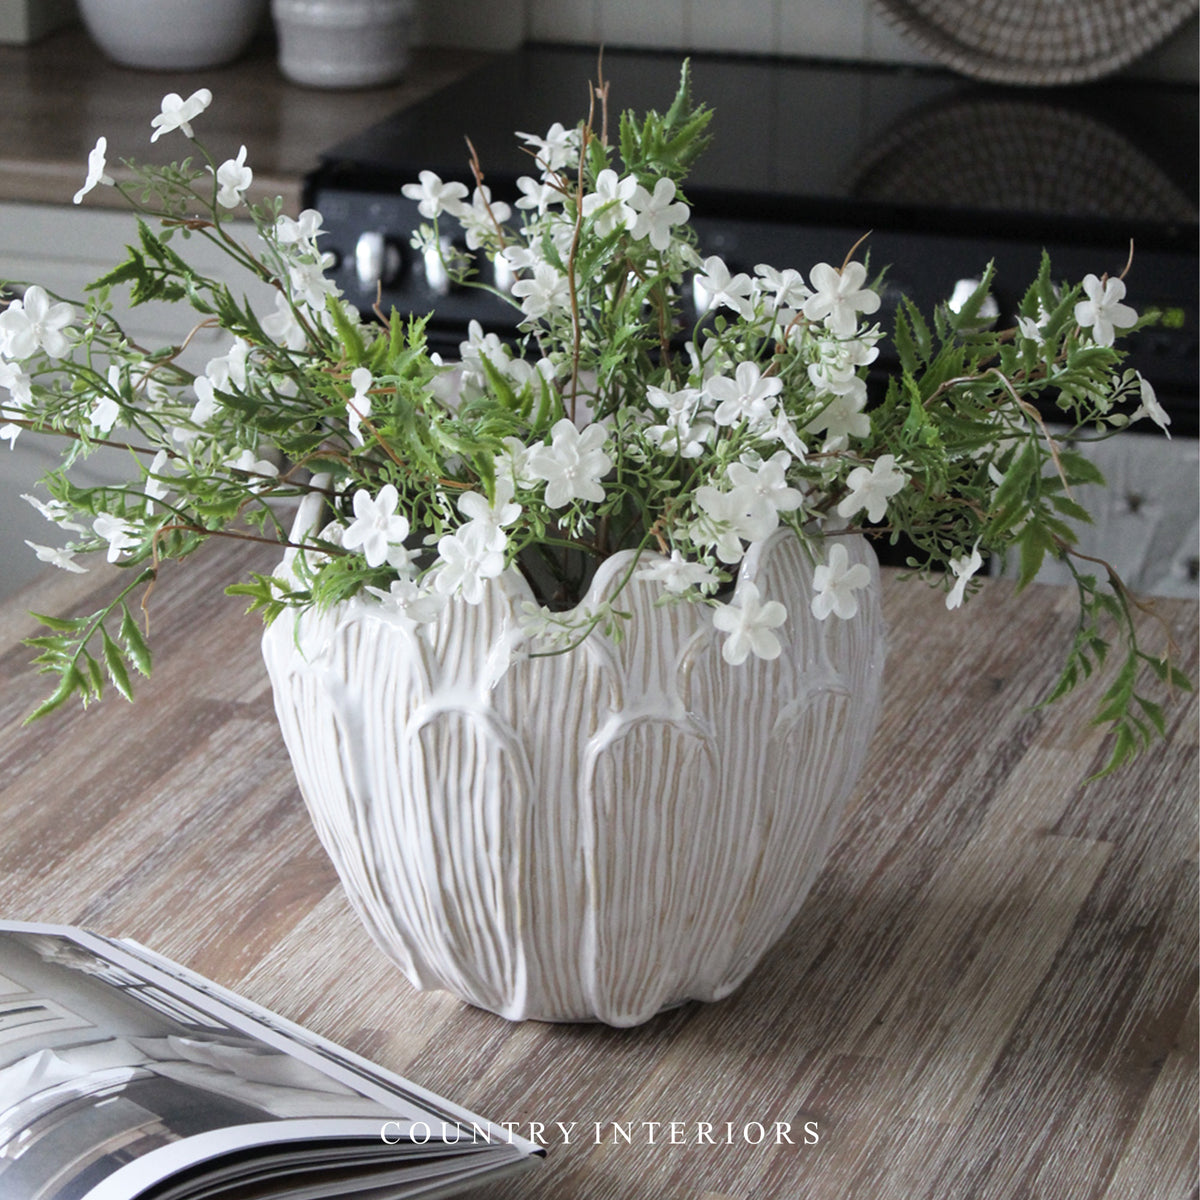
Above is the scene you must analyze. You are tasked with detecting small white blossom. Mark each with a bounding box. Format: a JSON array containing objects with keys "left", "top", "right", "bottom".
[
  {"left": 712, "top": 581, "right": 788, "bottom": 665},
  {"left": 401, "top": 170, "right": 469, "bottom": 220},
  {"left": 189, "top": 376, "right": 219, "bottom": 426},
  {"left": 804, "top": 389, "right": 870, "bottom": 450},
  {"left": 1130, "top": 372, "right": 1171, "bottom": 437},
  {"left": 582, "top": 169, "right": 638, "bottom": 238},
  {"left": 693, "top": 255, "right": 755, "bottom": 319},
  {"left": 803, "top": 262, "right": 880, "bottom": 337},
  {"left": 93, "top": 513, "right": 139, "bottom": 563},
  {"left": 946, "top": 543, "right": 983, "bottom": 610},
  {"left": 1074, "top": 274, "right": 1137, "bottom": 347},
  {"left": 726, "top": 452, "right": 804, "bottom": 534},
  {"left": 25, "top": 541, "right": 87, "bottom": 573},
  {"left": 149, "top": 88, "right": 212, "bottom": 143},
  {"left": 143, "top": 449, "right": 171, "bottom": 511},
  {"left": 629, "top": 177, "right": 689, "bottom": 251},
  {"left": 213, "top": 145, "right": 252, "bottom": 209},
  {"left": 22, "top": 493, "right": 85, "bottom": 532},
  {"left": 458, "top": 186, "right": 512, "bottom": 251},
  {"left": 346, "top": 366, "right": 373, "bottom": 445},
  {"left": 645, "top": 384, "right": 713, "bottom": 458},
  {"left": 366, "top": 576, "right": 447, "bottom": 623},
  {"left": 811, "top": 543, "right": 872, "bottom": 620},
  {"left": 90, "top": 388, "right": 120, "bottom": 436},
  {"left": 434, "top": 522, "right": 506, "bottom": 604},
  {"left": 494, "top": 435, "right": 538, "bottom": 488},
  {"left": 261, "top": 292, "right": 307, "bottom": 351},
  {"left": 755, "top": 264, "right": 810, "bottom": 313},
  {"left": 457, "top": 479, "right": 521, "bottom": 551},
  {"left": 691, "top": 485, "right": 752, "bottom": 564},
  {"left": 635, "top": 550, "right": 720, "bottom": 595},
  {"left": 73, "top": 137, "right": 113, "bottom": 205},
  {"left": 225, "top": 448, "right": 279, "bottom": 491},
  {"left": 836, "top": 454, "right": 907, "bottom": 524},
  {"left": 707, "top": 361, "right": 783, "bottom": 428},
  {"left": 0, "top": 286, "right": 75, "bottom": 360},
  {"left": 514, "top": 175, "right": 561, "bottom": 215},
  {"left": 516, "top": 122, "right": 579, "bottom": 174},
  {"left": 342, "top": 484, "right": 410, "bottom": 569},
  {"left": 511, "top": 261, "right": 571, "bottom": 320},
  {"left": 274, "top": 209, "right": 324, "bottom": 249},
  {"left": 526, "top": 418, "right": 613, "bottom": 508},
  {"left": 288, "top": 255, "right": 339, "bottom": 310}
]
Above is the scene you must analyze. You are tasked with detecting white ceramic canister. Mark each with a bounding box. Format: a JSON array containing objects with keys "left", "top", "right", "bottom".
[{"left": 272, "top": 0, "right": 415, "bottom": 89}]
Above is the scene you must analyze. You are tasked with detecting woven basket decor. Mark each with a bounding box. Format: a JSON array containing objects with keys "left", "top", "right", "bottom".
[{"left": 873, "top": 0, "right": 1198, "bottom": 84}]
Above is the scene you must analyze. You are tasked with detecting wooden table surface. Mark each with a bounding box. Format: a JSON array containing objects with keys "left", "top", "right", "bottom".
[{"left": 1, "top": 540, "right": 1196, "bottom": 1200}]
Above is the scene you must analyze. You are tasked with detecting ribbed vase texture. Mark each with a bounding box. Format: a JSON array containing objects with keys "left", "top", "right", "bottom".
[{"left": 262, "top": 520, "right": 886, "bottom": 1025}]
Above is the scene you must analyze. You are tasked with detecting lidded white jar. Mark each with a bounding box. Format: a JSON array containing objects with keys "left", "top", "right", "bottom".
[{"left": 272, "top": 0, "right": 415, "bottom": 89}]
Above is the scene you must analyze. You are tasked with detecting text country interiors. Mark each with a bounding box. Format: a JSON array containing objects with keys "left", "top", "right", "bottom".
[{"left": 381, "top": 1119, "right": 820, "bottom": 1147}]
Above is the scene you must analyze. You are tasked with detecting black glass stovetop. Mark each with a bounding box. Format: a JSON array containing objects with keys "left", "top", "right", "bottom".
[{"left": 316, "top": 43, "right": 1198, "bottom": 252}]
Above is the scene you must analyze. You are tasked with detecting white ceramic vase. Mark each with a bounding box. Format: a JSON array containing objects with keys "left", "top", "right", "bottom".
[
  {"left": 271, "top": 0, "right": 414, "bottom": 89},
  {"left": 262, "top": 486, "right": 887, "bottom": 1025}
]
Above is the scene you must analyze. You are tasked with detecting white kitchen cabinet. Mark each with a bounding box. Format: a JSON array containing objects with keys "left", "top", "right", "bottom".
[{"left": 0, "top": 201, "right": 276, "bottom": 598}]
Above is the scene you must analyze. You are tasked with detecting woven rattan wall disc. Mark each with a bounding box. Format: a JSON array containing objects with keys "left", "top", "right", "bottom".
[{"left": 872, "top": 0, "right": 1198, "bottom": 84}]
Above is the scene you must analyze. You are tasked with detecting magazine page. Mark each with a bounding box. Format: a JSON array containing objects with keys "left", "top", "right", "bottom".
[{"left": 0, "top": 922, "right": 539, "bottom": 1200}]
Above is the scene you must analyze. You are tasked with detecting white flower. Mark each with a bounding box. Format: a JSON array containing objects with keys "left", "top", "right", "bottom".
[
  {"left": 804, "top": 389, "right": 870, "bottom": 449},
  {"left": 457, "top": 479, "right": 521, "bottom": 551},
  {"left": 836, "top": 454, "right": 907, "bottom": 524},
  {"left": 629, "top": 177, "right": 689, "bottom": 251},
  {"left": 149, "top": 88, "right": 212, "bottom": 143},
  {"left": 691, "top": 486, "right": 751, "bottom": 564},
  {"left": 516, "top": 122, "right": 579, "bottom": 174},
  {"left": 0, "top": 285, "right": 75, "bottom": 360},
  {"left": 342, "top": 484, "right": 410, "bottom": 569},
  {"left": 274, "top": 209, "right": 324, "bottom": 248},
  {"left": 1074, "top": 274, "right": 1137, "bottom": 347},
  {"left": 143, "top": 449, "right": 171, "bottom": 511},
  {"left": 225, "top": 448, "right": 279, "bottom": 491},
  {"left": 213, "top": 145, "right": 252, "bottom": 209},
  {"left": 807, "top": 334, "right": 878, "bottom": 396},
  {"left": 1016, "top": 314, "right": 1045, "bottom": 346},
  {"left": 366, "top": 576, "right": 447, "bottom": 623},
  {"left": 946, "top": 543, "right": 983, "bottom": 610},
  {"left": 726, "top": 452, "right": 804, "bottom": 533},
  {"left": 90, "top": 392, "right": 120, "bottom": 436},
  {"left": 707, "top": 361, "right": 783, "bottom": 428},
  {"left": 73, "top": 137, "right": 113, "bottom": 205},
  {"left": 802, "top": 262, "right": 880, "bottom": 337},
  {"left": 189, "top": 376, "right": 219, "bottom": 426},
  {"left": 22, "top": 492, "right": 85, "bottom": 532},
  {"left": 434, "top": 523, "right": 506, "bottom": 604},
  {"left": 526, "top": 418, "right": 613, "bottom": 508},
  {"left": 93, "top": 513, "right": 139, "bottom": 563},
  {"left": 1130, "top": 373, "right": 1171, "bottom": 438},
  {"left": 261, "top": 292, "right": 307, "bottom": 351},
  {"left": 693, "top": 255, "right": 755, "bottom": 319},
  {"left": 810, "top": 543, "right": 872, "bottom": 620},
  {"left": 458, "top": 186, "right": 512, "bottom": 251},
  {"left": 288, "top": 254, "right": 339, "bottom": 310},
  {"left": 514, "top": 174, "right": 561, "bottom": 215},
  {"left": 645, "top": 385, "right": 713, "bottom": 458},
  {"left": 755, "top": 264, "right": 810, "bottom": 313},
  {"left": 401, "top": 170, "right": 469, "bottom": 220},
  {"left": 635, "top": 549, "right": 719, "bottom": 595},
  {"left": 346, "top": 366, "right": 373, "bottom": 445},
  {"left": 0, "top": 357, "right": 32, "bottom": 407},
  {"left": 511, "top": 261, "right": 571, "bottom": 320},
  {"left": 582, "top": 169, "right": 638, "bottom": 238},
  {"left": 712, "top": 581, "right": 788, "bottom": 665},
  {"left": 494, "top": 435, "right": 538, "bottom": 488},
  {"left": 25, "top": 541, "right": 87, "bottom": 573}
]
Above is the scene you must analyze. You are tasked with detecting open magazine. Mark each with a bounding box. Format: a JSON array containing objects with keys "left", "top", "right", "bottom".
[{"left": 0, "top": 921, "right": 542, "bottom": 1200}]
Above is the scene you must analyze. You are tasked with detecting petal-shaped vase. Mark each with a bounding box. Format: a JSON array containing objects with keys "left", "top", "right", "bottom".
[{"left": 262, "top": 488, "right": 886, "bottom": 1025}]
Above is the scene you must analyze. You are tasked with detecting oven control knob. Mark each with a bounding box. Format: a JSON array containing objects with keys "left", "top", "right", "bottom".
[
  {"left": 422, "top": 237, "right": 462, "bottom": 296},
  {"left": 948, "top": 277, "right": 1000, "bottom": 324},
  {"left": 354, "top": 231, "right": 402, "bottom": 290}
]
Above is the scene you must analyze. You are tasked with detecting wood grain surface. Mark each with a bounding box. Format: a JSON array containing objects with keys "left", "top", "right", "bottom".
[{"left": 1, "top": 540, "right": 1196, "bottom": 1200}]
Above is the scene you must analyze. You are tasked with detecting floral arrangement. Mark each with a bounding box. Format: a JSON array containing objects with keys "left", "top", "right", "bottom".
[{"left": 0, "top": 71, "right": 1188, "bottom": 775}]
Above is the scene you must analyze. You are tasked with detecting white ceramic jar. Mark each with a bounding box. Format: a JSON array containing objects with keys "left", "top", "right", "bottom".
[
  {"left": 77, "top": 0, "right": 267, "bottom": 70},
  {"left": 271, "top": 0, "right": 415, "bottom": 89},
  {"left": 262, "top": 482, "right": 887, "bottom": 1025}
]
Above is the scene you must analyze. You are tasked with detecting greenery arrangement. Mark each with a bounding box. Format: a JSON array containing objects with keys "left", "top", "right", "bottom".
[{"left": 0, "top": 71, "right": 1188, "bottom": 774}]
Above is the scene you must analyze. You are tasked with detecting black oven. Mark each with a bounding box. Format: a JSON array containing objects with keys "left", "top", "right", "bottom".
[{"left": 306, "top": 44, "right": 1198, "bottom": 435}]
